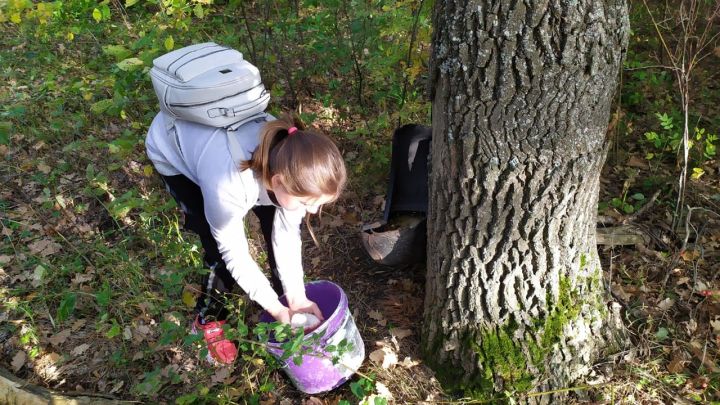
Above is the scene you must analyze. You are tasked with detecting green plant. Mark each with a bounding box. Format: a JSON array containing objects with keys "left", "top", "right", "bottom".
[{"left": 644, "top": 113, "right": 717, "bottom": 162}]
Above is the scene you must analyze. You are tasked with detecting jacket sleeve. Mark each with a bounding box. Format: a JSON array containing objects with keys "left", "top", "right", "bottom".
[
  {"left": 272, "top": 207, "right": 307, "bottom": 298},
  {"left": 203, "top": 174, "right": 283, "bottom": 311}
]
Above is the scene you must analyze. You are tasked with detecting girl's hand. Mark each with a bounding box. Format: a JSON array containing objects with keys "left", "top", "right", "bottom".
[
  {"left": 286, "top": 295, "right": 324, "bottom": 322},
  {"left": 267, "top": 302, "right": 291, "bottom": 324}
]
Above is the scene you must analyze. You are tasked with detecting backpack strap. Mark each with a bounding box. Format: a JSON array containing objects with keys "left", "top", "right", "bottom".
[
  {"left": 163, "top": 114, "right": 185, "bottom": 157},
  {"left": 226, "top": 112, "right": 269, "bottom": 165}
]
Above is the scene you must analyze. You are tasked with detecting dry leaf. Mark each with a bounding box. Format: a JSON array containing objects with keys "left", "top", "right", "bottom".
[
  {"left": 303, "top": 397, "right": 324, "bottom": 405},
  {"left": 667, "top": 356, "right": 686, "bottom": 374},
  {"left": 376, "top": 382, "right": 393, "bottom": 399},
  {"left": 109, "top": 380, "right": 124, "bottom": 394},
  {"left": 48, "top": 329, "right": 72, "bottom": 346},
  {"left": 37, "top": 163, "right": 51, "bottom": 174},
  {"left": 689, "top": 340, "right": 719, "bottom": 372},
  {"left": 0, "top": 254, "right": 13, "bottom": 265},
  {"left": 368, "top": 310, "right": 387, "bottom": 326},
  {"left": 11, "top": 351, "right": 26, "bottom": 372},
  {"left": 71, "top": 273, "right": 94, "bottom": 285},
  {"left": 680, "top": 249, "right": 701, "bottom": 261},
  {"left": 71, "top": 319, "right": 87, "bottom": 331},
  {"left": 627, "top": 155, "right": 649, "bottom": 169},
  {"left": 676, "top": 277, "right": 690, "bottom": 286},
  {"left": 280, "top": 400, "right": 293, "bottom": 405},
  {"left": 657, "top": 298, "right": 675, "bottom": 311},
  {"left": 400, "top": 356, "right": 420, "bottom": 368},
  {"left": 28, "top": 239, "right": 61, "bottom": 257},
  {"left": 369, "top": 347, "right": 398, "bottom": 369},
  {"left": 686, "top": 319, "right": 698, "bottom": 335},
  {"left": 710, "top": 318, "right": 720, "bottom": 334},
  {"left": 341, "top": 211, "right": 361, "bottom": 225},
  {"left": 211, "top": 367, "right": 231, "bottom": 385},
  {"left": 390, "top": 327, "right": 412, "bottom": 340},
  {"left": 72, "top": 343, "right": 90, "bottom": 356}
]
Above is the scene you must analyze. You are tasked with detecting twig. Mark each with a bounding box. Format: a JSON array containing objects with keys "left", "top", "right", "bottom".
[{"left": 622, "top": 189, "right": 662, "bottom": 224}]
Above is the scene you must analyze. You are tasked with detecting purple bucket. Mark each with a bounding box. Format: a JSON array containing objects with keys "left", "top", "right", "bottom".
[{"left": 259, "top": 280, "right": 365, "bottom": 394}]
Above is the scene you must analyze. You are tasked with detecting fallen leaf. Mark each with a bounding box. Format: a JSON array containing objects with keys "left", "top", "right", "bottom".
[
  {"left": 302, "top": 397, "right": 324, "bottom": 405},
  {"left": 48, "top": 329, "right": 72, "bottom": 346},
  {"left": 109, "top": 380, "right": 124, "bottom": 394},
  {"left": 280, "top": 400, "right": 293, "bottom": 405},
  {"left": 71, "top": 319, "right": 87, "bottom": 331},
  {"left": 211, "top": 367, "right": 231, "bottom": 385},
  {"left": 676, "top": 277, "right": 690, "bottom": 286},
  {"left": 689, "top": 340, "right": 719, "bottom": 372},
  {"left": 71, "top": 273, "right": 94, "bottom": 285},
  {"left": 667, "top": 352, "right": 687, "bottom": 373},
  {"left": 376, "top": 382, "right": 393, "bottom": 399},
  {"left": 627, "top": 155, "right": 649, "bottom": 169},
  {"left": 342, "top": 211, "right": 361, "bottom": 225},
  {"left": 11, "top": 351, "right": 26, "bottom": 372},
  {"left": 680, "top": 249, "right": 701, "bottom": 261},
  {"left": 390, "top": 327, "right": 412, "bottom": 340},
  {"left": 37, "top": 163, "right": 51, "bottom": 174},
  {"left": 710, "top": 318, "right": 720, "bottom": 333},
  {"left": 686, "top": 319, "right": 698, "bottom": 335},
  {"left": 31, "top": 264, "right": 47, "bottom": 287},
  {"left": 658, "top": 298, "right": 675, "bottom": 311},
  {"left": 72, "top": 343, "right": 90, "bottom": 355},
  {"left": 28, "top": 239, "right": 62, "bottom": 257},
  {"left": 123, "top": 326, "right": 132, "bottom": 340},
  {"left": 0, "top": 255, "right": 13, "bottom": 264},
  {"left": 368, "top": 310, "right": 387, "bottom": 326},
  {"left": 400, "top": 356, "right": 420, "bottom": 368},
  {"left": 369, "top": 347, "right": 398, "bottom": 369}
]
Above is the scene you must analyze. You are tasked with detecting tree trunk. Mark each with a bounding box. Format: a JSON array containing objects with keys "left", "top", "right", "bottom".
[{"left": 422, "top": 0, "right": 629, "bottom": 401}]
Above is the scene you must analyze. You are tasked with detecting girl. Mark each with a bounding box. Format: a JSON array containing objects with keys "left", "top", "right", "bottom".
[{"left": 145, "top": 113, "right": 347, "bottom": 364}]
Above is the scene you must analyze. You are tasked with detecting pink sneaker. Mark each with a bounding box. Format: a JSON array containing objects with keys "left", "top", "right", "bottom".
[{"left": 191, "top": 317, "right": 238, "bottom": 365}]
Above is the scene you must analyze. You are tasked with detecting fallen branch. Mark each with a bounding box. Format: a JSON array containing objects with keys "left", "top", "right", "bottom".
[
  {"left": 596, "top": 225, "right": 651, "bottom": 246},
  {"left": 0, "top": 367, "right": 135, "bottom": 405}
]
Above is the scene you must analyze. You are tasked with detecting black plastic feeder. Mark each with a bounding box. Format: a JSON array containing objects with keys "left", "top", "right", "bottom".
[{"left": 360, "top": 124, "right": 431, "bottom": 266}]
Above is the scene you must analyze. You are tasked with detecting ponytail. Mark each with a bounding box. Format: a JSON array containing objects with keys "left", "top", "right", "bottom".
[{"left": 240, "top": 114, "right": 348, "bottom": 246}]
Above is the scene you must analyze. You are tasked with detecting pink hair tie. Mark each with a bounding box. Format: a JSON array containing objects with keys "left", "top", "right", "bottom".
[{"left": 288, "top": 127, "right": 298, "bottom": 135}]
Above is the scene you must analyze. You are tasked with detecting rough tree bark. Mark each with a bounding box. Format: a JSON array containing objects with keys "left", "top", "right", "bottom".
[{"left": 421, "top": 0, "right": 629, "bottom": 400}]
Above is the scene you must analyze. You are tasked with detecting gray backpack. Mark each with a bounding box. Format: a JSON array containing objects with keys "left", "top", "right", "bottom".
[
  {"left": 150, "top": 42, "right": 271, "bottom": 161},
  {"left": 150, "top": 42, "right": 270, "bottom": 130}
]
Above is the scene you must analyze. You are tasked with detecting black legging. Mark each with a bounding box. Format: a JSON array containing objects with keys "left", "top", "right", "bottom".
[{"left": 161, "top": 173, "right": 285, "bottom": 322}]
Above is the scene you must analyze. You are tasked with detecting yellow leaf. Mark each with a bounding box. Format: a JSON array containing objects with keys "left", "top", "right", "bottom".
[
  {"left": 181, "top": 289, "right": 196, "bottom": 308},
  {"left": 92, "top": 8, "right": 102, "bottom": 23},
  {"left": 164, "top": 36, "right": 174, "bottom": 51},
  {"left": 10, "top": 13, "right": 22, "bottom": 24},
  {"left": 691, "top": 167, "right": 705, "bottom": 180},
  {"left": 143, "top": 165, "right": 154, "bottom": 177},
  {"left": 66, "top": 32, "right": 74, "bottom": 41}
]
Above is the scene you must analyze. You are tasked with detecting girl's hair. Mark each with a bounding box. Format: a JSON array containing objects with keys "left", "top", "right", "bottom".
[
  {"left": 240, "top": 114, "right": 347, "bottom": 243},
  {"left": 241, "top": 114, "right": 346, "bottom": 199}
]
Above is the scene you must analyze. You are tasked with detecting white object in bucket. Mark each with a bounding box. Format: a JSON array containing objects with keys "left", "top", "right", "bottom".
[{"left": 291, "top": 313, "right": 321, "bottom": 330}]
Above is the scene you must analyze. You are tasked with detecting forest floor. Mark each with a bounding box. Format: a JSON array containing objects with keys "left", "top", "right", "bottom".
[{"left": 2, "top": 1, "right": 720, "bottom": 404}]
